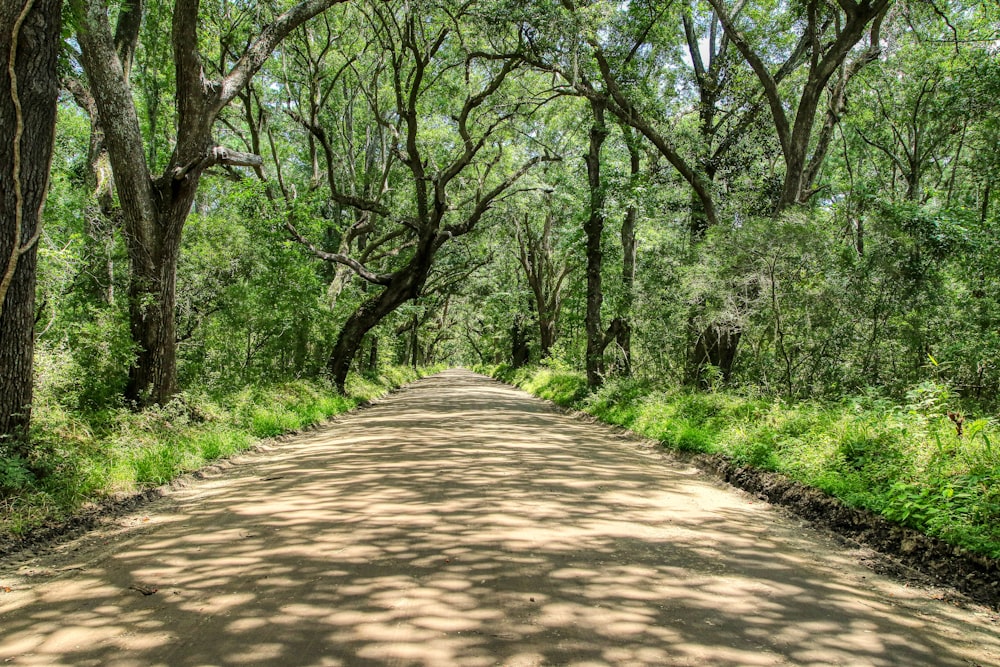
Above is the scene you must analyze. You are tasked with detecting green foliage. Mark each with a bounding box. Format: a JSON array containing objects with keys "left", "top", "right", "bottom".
[
  {"left": 520, "top": 362, "right": 589, "bottom": 407},
  {"left": 0, "top": 456, "right": 35, "bottom": 493},
  {"left": 17, "top": 0, "right": 1000, "bottom": 570}
]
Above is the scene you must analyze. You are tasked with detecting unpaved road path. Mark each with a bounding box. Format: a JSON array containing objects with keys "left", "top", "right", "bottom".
[{"left": 1, "top": 370, "right": 998, "bottom": 666}]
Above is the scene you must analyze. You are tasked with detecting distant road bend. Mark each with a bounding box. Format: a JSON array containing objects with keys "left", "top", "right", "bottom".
[{"left": 1, "top": 369, "right": 998, "bottom": 666}]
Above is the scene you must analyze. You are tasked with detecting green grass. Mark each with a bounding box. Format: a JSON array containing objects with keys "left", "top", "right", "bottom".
[
  {"left": 496, "top": 366, "right": 1000, "bottom": 560},
  {"left": 0, "top": 366, "right": 438, "bottom": 539}
]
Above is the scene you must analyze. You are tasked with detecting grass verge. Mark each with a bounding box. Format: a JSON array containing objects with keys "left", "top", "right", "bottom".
[
  {"left": 484, "top": 363, "right": 1000, "bottom": 561},
  {"left": 0, "top": 366, "right": 438, "bottom": 539}
]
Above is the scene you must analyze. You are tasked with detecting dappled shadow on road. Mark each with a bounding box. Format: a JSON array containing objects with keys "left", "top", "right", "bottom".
[{"left": 1, "top": 370, "right": 997, "bottom": 666}]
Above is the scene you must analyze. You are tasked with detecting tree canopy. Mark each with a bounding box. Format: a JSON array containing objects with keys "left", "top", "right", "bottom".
[{"left": 3, "top": 0, "right": 1000, "bottom": 442}]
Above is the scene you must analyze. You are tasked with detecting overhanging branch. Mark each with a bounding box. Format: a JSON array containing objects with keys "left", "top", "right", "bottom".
[{"left": 285, "top": 221, "right": 394, "bottom": 286}]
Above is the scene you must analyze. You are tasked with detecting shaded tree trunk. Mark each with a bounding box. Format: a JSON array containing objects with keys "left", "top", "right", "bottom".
[
  {"left": 615, "top": 124, "right": 640, "bottom": 377},
  {"left": 305, "top": 10, "right": 556, "bottom": 388},
  {"left": 0, "top": 0, "right": 61, "bottom": 451},
  {"left": 584, "top": 99, "right": 609, "bottom": 388},
  {"left": 515, "top": 210, "right": 569, "bottom": 360},
  {"left": 409, "top": 312, "right": 419, "bottom": 369},
  {"left": 366, "top": 335, "right": 379, "bottom": 372},
  {"left": 327, "top": 241, "right": 434, "bottom": 391},
  {"left": 686, "top": 324, "right": 741, "bottom": 386},
  {"left": 72, "top": 0, "right": 345, "bottom": 407},
  {"left": 511, "top": 315, "right": 530, "bottom": 369}
]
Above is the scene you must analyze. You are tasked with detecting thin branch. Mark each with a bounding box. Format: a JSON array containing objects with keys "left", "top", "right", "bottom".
[
  {"left": 437, "top": 153, "right": 561, "bottom": 242},
  {"left": 218, "top": 0, "right": 350, "bottom": 109}
]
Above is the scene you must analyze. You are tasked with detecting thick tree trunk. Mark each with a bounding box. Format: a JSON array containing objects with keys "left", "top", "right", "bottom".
[
  {"left": 584, "top": 100, "right": 609, "bottom": 388},
  {"left": 328, "top": 310, "right": 376, "bottom": 392},
  {"left": 123, "top": 210, "right": 184, "bottom": 405},
  {"left": 538, "top": 315, "right": 556, "bottom": 359},
  {"left": 686, "top": 323, "right": 741, "bottom": 386},
  {"left": 0, "top": 0, "right": 61, "bottom": 451},
  {"left": 73, "top": 0, "right": 346, "bottom": 407},
  {"left": 328, "top": 283, "right": 414, "bottom": 391},
  {"left": 327, "top": 244, "right": 432, "bottom": 392}
]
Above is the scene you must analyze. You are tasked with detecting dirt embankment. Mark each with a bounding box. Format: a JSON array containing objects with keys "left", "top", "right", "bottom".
[{"left": 694, "top": 454, "right": 1000, "bottom": 609}]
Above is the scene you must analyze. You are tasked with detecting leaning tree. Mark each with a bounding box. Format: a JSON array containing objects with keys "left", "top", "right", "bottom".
[{"left": 282, "top": 0, "right": 558, "bottom": 390}]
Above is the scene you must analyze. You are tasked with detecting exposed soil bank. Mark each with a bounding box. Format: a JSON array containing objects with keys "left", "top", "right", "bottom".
[
  {"left": 515, "top": 374, "right": 1000, "bottom": 611},
  {"left": 693, "top": 453, "right": 1000, "bottom": 609}
]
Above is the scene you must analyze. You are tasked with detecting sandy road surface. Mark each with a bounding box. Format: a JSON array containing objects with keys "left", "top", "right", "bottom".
[{"left": 1, "top": 369, "right": 998, "bottom": 666}]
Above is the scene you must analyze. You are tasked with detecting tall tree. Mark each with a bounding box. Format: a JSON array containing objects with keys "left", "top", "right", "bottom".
[
  {"left": 61, "top": 0, "right": 143, "bottom": 305},
  {"left": 287, "top": 1, "right": 556, "bottom": 390},
  {"left": 581, "top": 98, "right": 629, "bottom": 387},
  {"left": 0, "top": 0, "right": 62, "bottom": 449},
  {"left": 69, "top": 0, "right": 348, "bottom": 406},
  {"left": 515, "top": 207, "right": 572, "bottom": 359},
  {"left": 706, "top": 0, "right": 889, "bottom": 210}
]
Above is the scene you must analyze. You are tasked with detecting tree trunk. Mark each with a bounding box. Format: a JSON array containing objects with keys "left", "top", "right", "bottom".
[
  {"left": 539, "top": 315, "right": 556, "bottom": 359},
  {"left": 409, "top": 312, "right": 419, "bottom": 369},
  {"left": 73, "top": 0, "right": 346, "bottom": 407},
  {"left": 516, "top": 211, "right": 566, "bottom": 361},
  {"left": 327, "top": 244, "right": 432, "bottom": 392},
  {"left": 584, "top": 100, "right": 609, "bottom": 388},
  {"left": 686, "top": 323, "right": 741, "bottom": 386},
  {"left": 366, "top": 334, "right": 378, "bottom": 372},
  {"left": 122, "top": 207, "right": 184, "bottom": 405},
  {"left": 616, "top": 125, "right": 640, "bottom": 376},
  {"left": 0, "top": 0, "right": 61, "bottom": 451}
]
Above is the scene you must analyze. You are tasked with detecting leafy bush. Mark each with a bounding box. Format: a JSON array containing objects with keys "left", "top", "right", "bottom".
[{"left": 522, "top": 369, "right": 588, "bottom": 407}]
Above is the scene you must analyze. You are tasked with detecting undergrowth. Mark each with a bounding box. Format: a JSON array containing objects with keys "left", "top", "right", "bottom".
[
  {"left": 486, "top": 364, "right": 1000, "bottom": 561},
  {"left": 0, "top": 366, "right": 437, "bottom": 538}
]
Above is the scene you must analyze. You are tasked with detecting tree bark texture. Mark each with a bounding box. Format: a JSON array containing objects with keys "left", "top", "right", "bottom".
[
  {"left": 72, "top": 0, "right": 346, "bottom": 406},
  {"left": 584, "top": 100, "right": 609, "bottom": 388},
  {"left": 327, "top": 239, "right": 435, "bottom": 391},
  {"left": 0, "top": 0, "right": 61, "bottom": 450}
]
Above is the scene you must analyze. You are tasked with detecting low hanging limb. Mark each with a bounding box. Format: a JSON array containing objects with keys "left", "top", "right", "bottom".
[
  {"left": 171, "top": 146, "right": 264, "bottom": 181},
  {"left": 284, "top": 220, "right": 395, "bottom": 286},
  {"left": 0, "top": 0, "right": 44, "bottom": 318}
]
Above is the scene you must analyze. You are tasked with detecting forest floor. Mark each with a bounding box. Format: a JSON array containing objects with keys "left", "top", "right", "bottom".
[{"left": 0, "top": 369, "right": 998, "bottom": 666}]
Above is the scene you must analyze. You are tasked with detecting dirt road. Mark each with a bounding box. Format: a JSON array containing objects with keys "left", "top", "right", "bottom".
[{"left": 1, "top": 369, "right": 998, "bottom": 666}]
